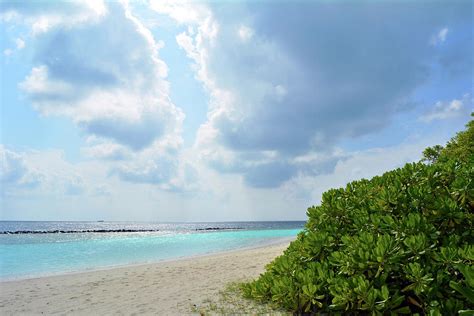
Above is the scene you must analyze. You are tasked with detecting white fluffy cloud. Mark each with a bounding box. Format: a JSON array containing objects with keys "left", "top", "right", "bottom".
[
  {"left": 0, "top": 146, "right": 99, "bottom": 197},
  {"left": 81, "top": 143, "right": 130, "bottom": 161},
  {"left": 0, "top": 0, "right": 107, "bottom": 34},
  {"left": 149, "top": 0, "right": 210, "bottom": 25},
  {"left": 4, "top": 1, "right": 191, "bottom": 188},
  {"left": 421, "top": 94, "right": 472, "bottom": 122},
  {"left": 0, "top": 146, "right": 42, "bottom": 192},
  {"left": 17, "top": 2, "right": 182, "bottom": 152}
]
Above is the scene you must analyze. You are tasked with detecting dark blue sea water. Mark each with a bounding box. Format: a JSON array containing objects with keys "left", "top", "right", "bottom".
[{"left": 0, "top": 221, "right": 305, "bottom": 280}]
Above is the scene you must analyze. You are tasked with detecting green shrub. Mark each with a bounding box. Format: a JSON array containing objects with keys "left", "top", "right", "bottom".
[{"left": 243, "top": 117, "right": 473, "bottom": 315}]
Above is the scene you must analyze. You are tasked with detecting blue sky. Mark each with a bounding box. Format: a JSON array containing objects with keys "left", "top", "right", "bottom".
[{"left": 0, "top": 0, "right": 472, "bottom": 221}]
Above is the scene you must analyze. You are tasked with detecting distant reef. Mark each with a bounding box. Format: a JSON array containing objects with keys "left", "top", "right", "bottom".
[
  {"left": 1, "top": 227, "right": 246, "bottom": 234},
  {"left": 0, "top": 229, "right": 161, "bottom": 234}
]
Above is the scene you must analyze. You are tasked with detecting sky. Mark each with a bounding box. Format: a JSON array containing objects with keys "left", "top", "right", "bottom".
[{"left": 0, "top": 0, "right": 472, "bottom": 222}]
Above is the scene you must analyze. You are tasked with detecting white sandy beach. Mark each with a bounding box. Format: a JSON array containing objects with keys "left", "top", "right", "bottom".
[{"left": 0, "top": 239, "right": 293, "bottom": 315}]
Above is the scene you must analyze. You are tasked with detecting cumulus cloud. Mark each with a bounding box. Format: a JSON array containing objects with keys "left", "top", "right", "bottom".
[
  {"left": 0, "top": 0, "right": 107, "bottom": 34},
  {"left": 112, "top": 156, "right": 176, "bottom": 185},
  {"left": 284, "top": 140, "right": 431, "bottom": 207},
  {"left": 80, "top": 127, "right": 193, "bottom": 190},
  {"left": 149, "top": 0, "right": 210, "bottom": 25},
  {"left": 109, "top": 142, "right": 199, "bottom": 192},
  {"left": 242, "top": 161, "right": 297, "bottom": 188},
  {"left": 420, "top": 94, "right": 472, "bottom": 122},
  {"left": 11, "top": 2, "right": 183, "bottom": 153},
  {"left": 0, "top": 146, "right": 43, "bottom": 191},
  {"left": 0, "top": 146, "right": 116, "bottom": 199},
  {"left": 81, "top": 143, "right": 130, "bottom": 161},
  {"left": 205, "top": 148, "right": 345, "bottom": 188},
  {"left": 166, "top": 1, "right": 471, "bottom": 188},
  {"left": 3, "top": 1, "right": 192, "bottom": 188}
]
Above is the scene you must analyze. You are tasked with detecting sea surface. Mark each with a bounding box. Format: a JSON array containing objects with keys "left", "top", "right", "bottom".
[{"left": 0, "top": 221, "right": 305, "bottom": 280}]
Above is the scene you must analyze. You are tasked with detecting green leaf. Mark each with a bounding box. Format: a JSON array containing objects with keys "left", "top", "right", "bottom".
[
  {"left": 450, "top": 281, "right": 474, "bottom": 304},
  {"left": 393, "top": 306, "right": 412, "bottom": 314},
  {"left": 381, "top": 285, "right": 389, "bottom": 300}
]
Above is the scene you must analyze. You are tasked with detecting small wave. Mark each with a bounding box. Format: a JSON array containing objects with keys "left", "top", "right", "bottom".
[{"left": 195, "top": 227, "right": 244, "bottom": 231}]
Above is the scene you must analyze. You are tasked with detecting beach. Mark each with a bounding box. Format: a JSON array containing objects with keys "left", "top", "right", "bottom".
[{"left": 0, "top": 238, "right": 293, "bottom": 315}]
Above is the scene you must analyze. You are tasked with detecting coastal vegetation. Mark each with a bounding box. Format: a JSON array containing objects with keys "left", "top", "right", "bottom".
[
  {"left": 243, "top": 116, "right": 473, "bottom": 315},
  {"left": 191, "top": 282, "right": 290, "bottom": 315}
]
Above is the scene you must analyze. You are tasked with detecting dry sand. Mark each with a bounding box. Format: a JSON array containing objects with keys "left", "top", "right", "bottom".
[{"left": 0, "top": 238, "right": 293, "bottom": 315}]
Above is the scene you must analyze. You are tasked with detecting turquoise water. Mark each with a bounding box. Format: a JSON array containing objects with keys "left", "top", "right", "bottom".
[{"left": 0, "top": 228, "right": 301, "bottom": 279}]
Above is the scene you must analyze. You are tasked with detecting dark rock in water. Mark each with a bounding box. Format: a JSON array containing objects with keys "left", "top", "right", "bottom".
[{"left": 0, "top": 227, "right": 247, "bottom": 234}]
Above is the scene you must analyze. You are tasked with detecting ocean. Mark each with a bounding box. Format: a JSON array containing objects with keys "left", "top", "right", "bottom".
[{"left": 0, "top": 221, "right": 305, "bottom": 280}]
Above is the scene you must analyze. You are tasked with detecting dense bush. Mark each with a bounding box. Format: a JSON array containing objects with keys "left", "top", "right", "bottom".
[{"left": 243, "top": 117, "right": 473, "bottom": 315}]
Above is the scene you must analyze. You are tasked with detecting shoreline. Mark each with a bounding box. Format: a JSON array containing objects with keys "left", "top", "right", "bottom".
[
  {"left": 0, "top": 237, "right": 294, "bottom": 314},
  {"left": 0, "top": 236, "right": 295, "bottom": 282}
]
